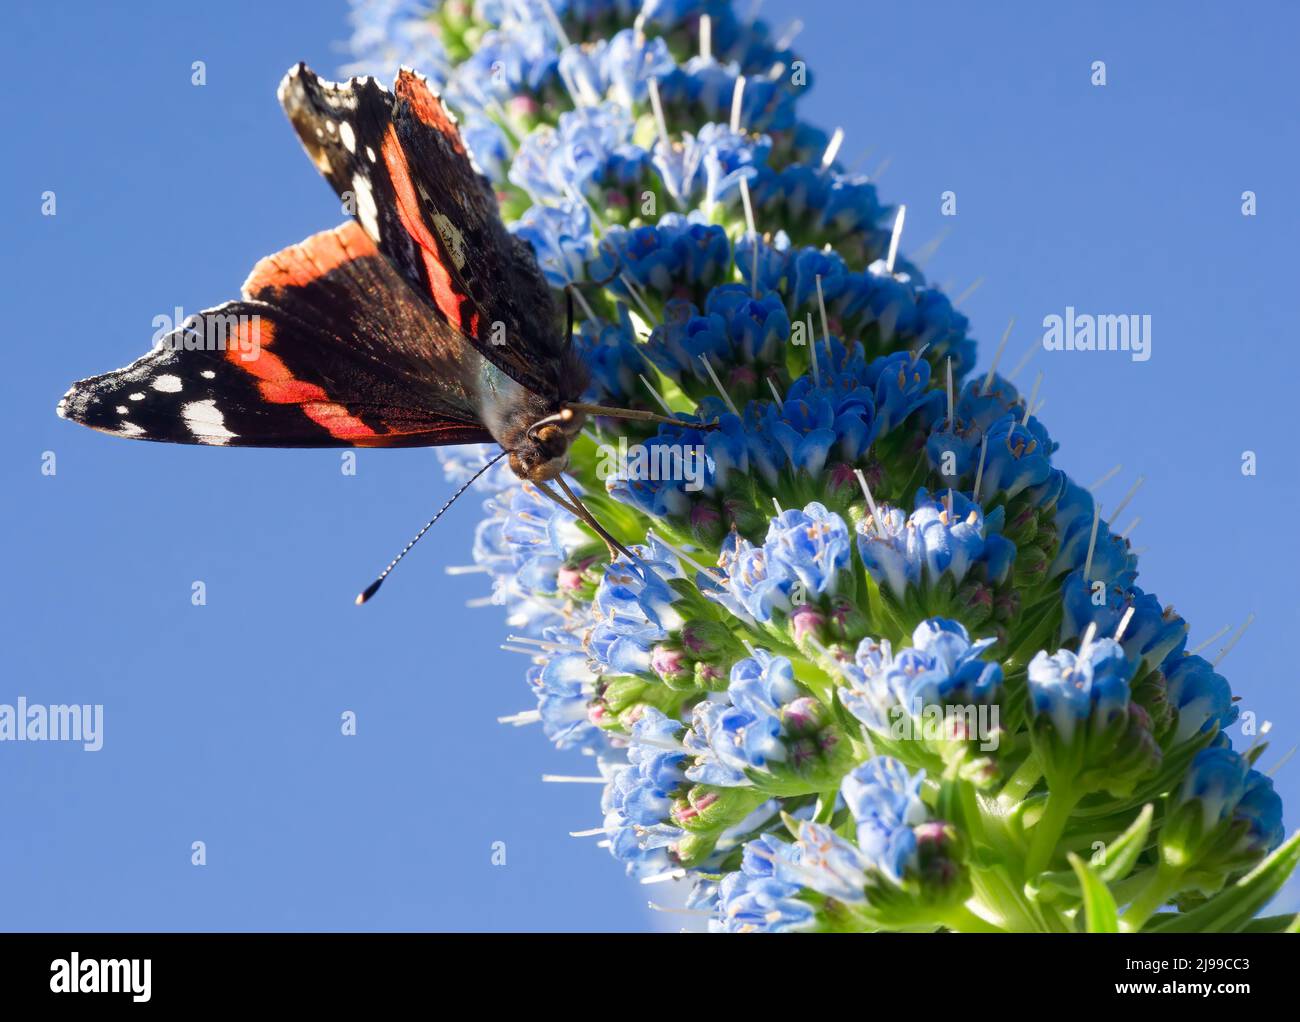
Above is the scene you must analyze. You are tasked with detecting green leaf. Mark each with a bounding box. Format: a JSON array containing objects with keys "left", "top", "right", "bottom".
[
  {"left": 1068, "top": 853, "right": 1120, "bottom": 932},
  {"left": 1148, "top": 831, "right": 1300, "bottom": 933},
  {"left": 1098, "top": 804, "right": 1155, "bottom": 884},
  {"left": 1239, "top": 913, "right": 1300, "bottom": 933}
]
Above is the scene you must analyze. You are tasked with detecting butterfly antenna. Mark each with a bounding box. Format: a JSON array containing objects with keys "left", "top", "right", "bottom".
[{"left": 355, "top": 450, "right": 507, "bottom": 606}]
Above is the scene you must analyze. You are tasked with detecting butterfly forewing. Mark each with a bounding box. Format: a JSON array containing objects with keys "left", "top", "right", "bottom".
[{"left": 277, "top": 63, "right": 585, "bottom": 406}]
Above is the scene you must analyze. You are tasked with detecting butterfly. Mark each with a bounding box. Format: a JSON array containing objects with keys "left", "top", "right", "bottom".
[{"left": 57, "top": 64, "right": 698, "bottom": 601}]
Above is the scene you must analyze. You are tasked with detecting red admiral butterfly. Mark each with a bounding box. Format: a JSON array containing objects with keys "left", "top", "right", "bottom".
[{"left": 58, "top": 64, "right": 696, "bottom": 601}]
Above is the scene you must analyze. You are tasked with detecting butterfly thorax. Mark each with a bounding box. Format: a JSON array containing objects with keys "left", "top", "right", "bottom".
[{"left": 474, "top": 352, "right": 587, "bottom": 482}]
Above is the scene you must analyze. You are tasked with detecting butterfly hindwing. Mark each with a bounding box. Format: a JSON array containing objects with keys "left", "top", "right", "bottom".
[
  {"left": 58, "top": 222, "right": 494, "bottom": 449},
  {"left": 278, "top": 63, "right": 584, "bottom": 405}
]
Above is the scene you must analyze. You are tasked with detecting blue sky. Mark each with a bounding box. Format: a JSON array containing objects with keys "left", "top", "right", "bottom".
[{"left": 2, "top": 0, "right": 1296, "bottom": 931}]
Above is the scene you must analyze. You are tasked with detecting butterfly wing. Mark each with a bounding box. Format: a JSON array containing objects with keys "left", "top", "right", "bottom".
[
  {"left": 278, "top": 63, "right": 586, "bottom": 406},
  {"left": 58, "top": 222, "right": 494, "bottom": 448}
]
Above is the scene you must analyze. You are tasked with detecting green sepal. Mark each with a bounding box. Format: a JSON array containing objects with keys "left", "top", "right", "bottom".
[
  {"left": 1068, "top": 853, "right": 1121, "bottom": 932},
  {"left": 1147, "top": 831, "right": 1300, "bottom": 933}
]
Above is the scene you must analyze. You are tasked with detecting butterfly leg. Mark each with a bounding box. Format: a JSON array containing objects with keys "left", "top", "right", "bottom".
[{"left": 533, "top": 478, "right": 635, "bottom": 563}]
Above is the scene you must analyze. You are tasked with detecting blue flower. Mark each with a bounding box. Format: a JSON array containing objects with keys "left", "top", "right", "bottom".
[
  {"left": 588, "top": 542, "right": 686, "bottom": 674},
  {"left": 344, "top": 0, "right": 448, "bottom": 81},
  {"left": 1164, "top": 654, "right": 1239, "bottom": 744},
  {"left": 511, "top": 201, "right": 592, "bottom": 285},
  {"left": 501, "top": 481, "right": 587, "bottom": 593},
  {"left": 1028, "top": 638, "right": 1133, "bottom": 745},
  {"left": 716, "top": 833, "right": 815, "bottom": 932},
  {"left": 976, "top": 412, "right": 1054, "bottom": 500},
  {"left": 509, "top": 101, "right": 640, "bottom": 203},
  {"left": 763, "top": 503, "right": 851, "bottom": 597},
  {"left": 841, "top": 756, "right": 928, "bottom": 881},
  {"left": 530, "top": 653, "right": 605, "bottom": 751},
  {"left": 1060, "top": 573, "right": 1187, "bottom": 676},
  {"left": 839, "top": 619, "right": 1002, "bottom": 734},
  {"left": 684, "top": 649, "right": 800, "bottom": 785}
]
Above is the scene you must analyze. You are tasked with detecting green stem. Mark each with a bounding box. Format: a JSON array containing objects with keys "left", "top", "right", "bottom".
[
  {"left": 997, "top": 754, "right": 1041, "bottom": 807},
  {"left": 1024, "top": 788, "right": 1081, "bottom": 878},
  {"left": 944, "top": 902, "right": 1006, "bottom": 934},
  {"left": 1119, "top": 865, "right": 1186, "bottom": 932}
]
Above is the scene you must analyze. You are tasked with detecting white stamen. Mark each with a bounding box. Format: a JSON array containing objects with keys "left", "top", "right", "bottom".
[
  {"left": 1212, "top": 613, "right": 1255, "bottom": 668},
  {"left": 729, "top": 75, "right": 746, "bottom": 133},
  {"left": 973, "top": 435, "right": 989, "bottom": 504},
  {"left": 980, "top": 317, "right": 1014, "bottom": 395},
  {"left": 648, "top": 902, "right": 716, "bottom": 917},
  {"left": 620, "top": 272, "right": 657, "bottom": 324},
  {"left": 946, "top": 357, "right": 955, "bottom": 430},
  {"left": 1007, "top": 339, "right": 1038, "bottom": 382},
  {"left": 542, "top": 775, "right": 607, "bottom": 784},
  {"left": 766, "top": 376, "right": 785, "bottom": 411},
  {"left": 1189, "top": 624, "right": 1232, "bottom": 657},
  {"left": 570, "top": 284, "right": 601, "bottom": 327},
  {"left": 854, "top": 469, "right": 885, "bottom": 536},
  {"left": 1114, "top": 605, "right": 1136, "bottom": 642},
  {"left": 885, "top": 204, "right": 906, "bottom": 275},
  {"left": 538, "top": 0, "right": 571, "bottom": 49},
  {"left": 465, "top": 596, "right": 495, "bottom": 608},
  {"left": 1082, "top": 501, "right": 1102, "bottom": 582},
  {"left": 570, "top": 827, "right": 607, "bottom": 838},
  {"left": 821, "top": 127, "right": 844, "bottom": 169},
  {"left": 1021, "top": 370, "right": 1042, "bottom": 426},
  {"left": 640, "top": 869, "right": 687, "bottom": 885},
  {"left": 815, "top": 273, "right": 832, "bottom": 351},
  {"left": 806, "top": 313, "right": 821, "bottom": 388},
  {"left": 506, "top": 635, "right": 576, "bottom": 652},
  {"left": 699, "top": 13, "right": 712, "bottom": 60},
  {"left": 1110, "top": 475, "right": 1145, "bottom": 523},
  {"left": 1088, "top": 463, "right": 1123, "bottom": 492},
  {"left": 698, "top": 352, "right": 740, "bottom": 416},
  {"left": 498, "top": 710, "right": 541, "bottom": 726},
  {"left": 775, "top": 18, "right": 803, "bottom": 50},
  {"left": 638, "top": 374, "right": 676, "bottom": 416},
  {"left": 953, "top": 277, "right": 985, "bottom": 308},
  {"left": 646, "top": 530, "right": 718, "bottom": 578},
  {"left": 1265, "top": 746, "right": 1297, "bottom": 778},
  {"left": 738, "top": 175, "right": 759, "bottom": 297},
  {"left": 1119, "top": 516, "right": 1141, "bottom": 541},
  {"left": 647, "top": 77, "right": 671, "bottom": 153},
  {"left": 1079, "top": 621, "right": 1099, "bottom": 657},
  {"left": 444, "top": 564, "right": 490, "bottom": 575}
]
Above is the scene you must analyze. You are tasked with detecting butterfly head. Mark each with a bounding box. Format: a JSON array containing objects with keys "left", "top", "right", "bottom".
[{"left": 508, "top": 406, "right": 586, "bottom": 482}]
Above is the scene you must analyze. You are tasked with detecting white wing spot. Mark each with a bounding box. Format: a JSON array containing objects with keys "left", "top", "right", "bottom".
[
  {"left": 115, "top": 405, "right": 128, "bottom": 414},
  {"left": 117, "top": 421, "right": 144, "bottom": 437},
  {"left": 352, "top": 173, "right": 381, "bottom": 240},
  {"left": 339, "top": 121, "right": 357, "bottom": 153},
  {"left": 201, "top": 370, "right": 216, "bottom": 379},
  {"left": 129, "top": 392, "right": 145, "bottom": 401},
  {"left": 152, "top": 374, "right": 183, "bottom": 393},
  {"left": 182, "top": 399, "right": 237, "bottom": 445},
  {"left": 365, "top": 145, "right": 376, "bottom": 163}
]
